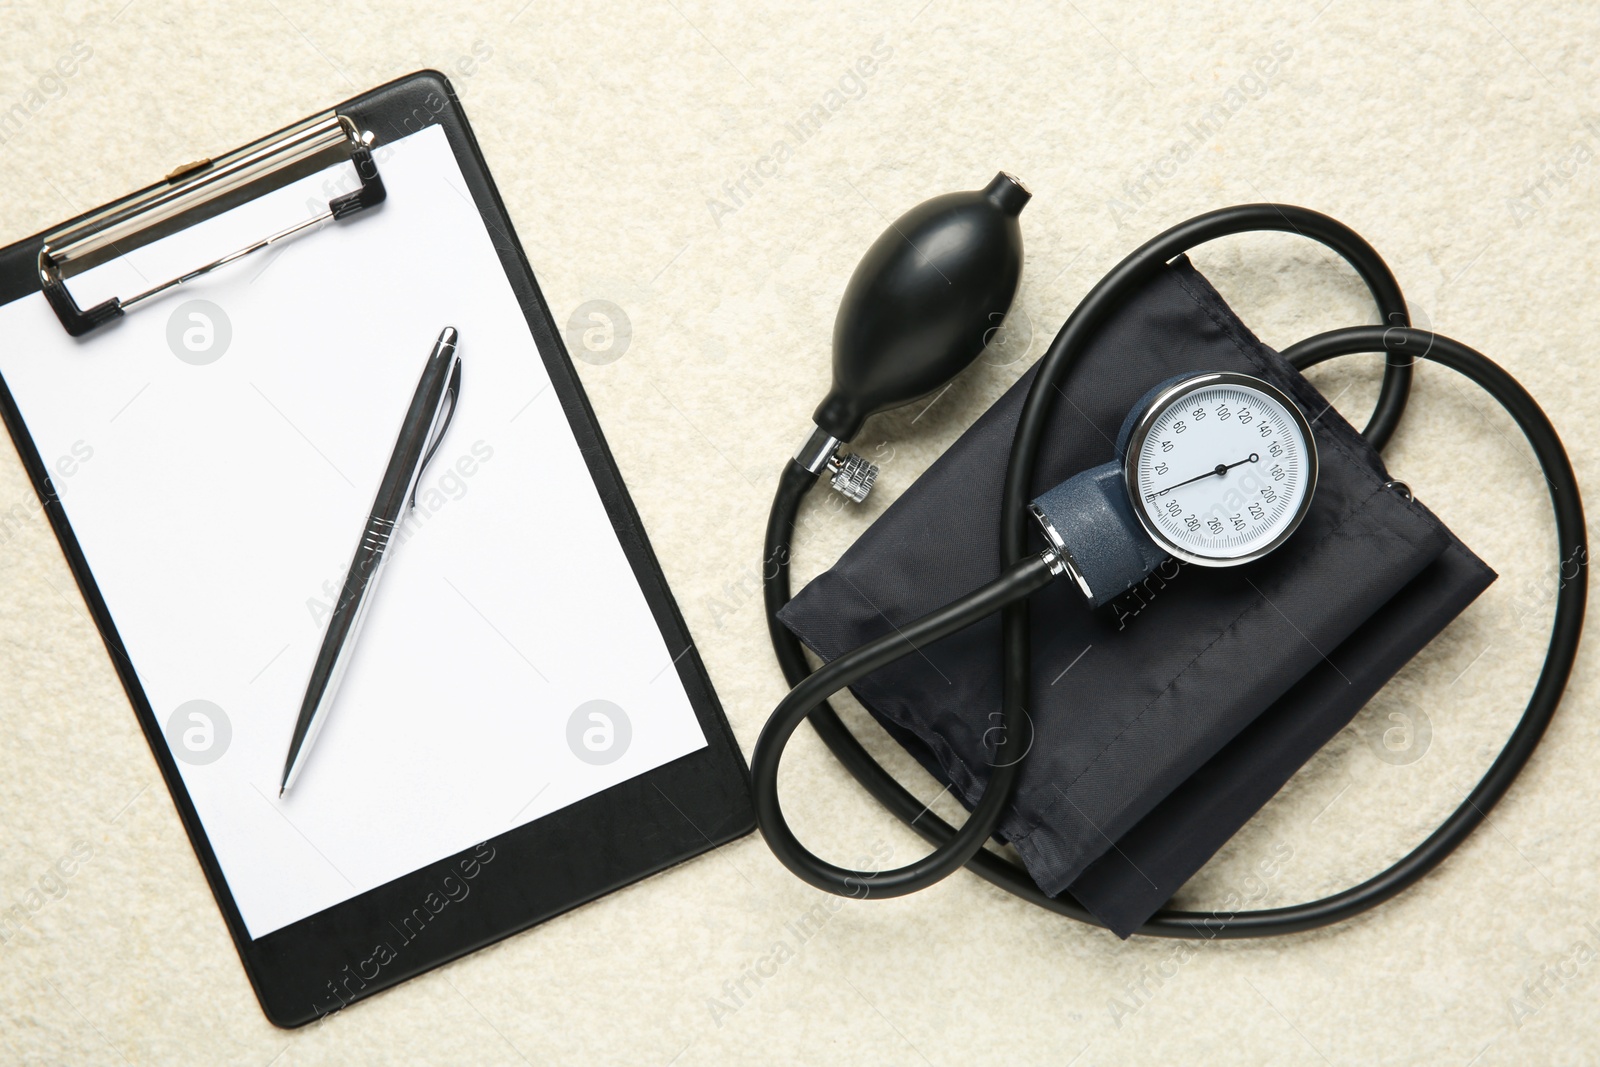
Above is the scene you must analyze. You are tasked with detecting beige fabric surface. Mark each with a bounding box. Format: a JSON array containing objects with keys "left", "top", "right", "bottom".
[{"left": 2, "top": 1, "right": 1598, "bottom": 1063}]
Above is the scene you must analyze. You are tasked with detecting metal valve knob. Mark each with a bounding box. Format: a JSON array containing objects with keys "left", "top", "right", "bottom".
[
  {"left": 793, "top": 426, "right": 878, "bottom": 503},
  {"left": 827, "top": 452, "right": 878, "bottom": 503}
]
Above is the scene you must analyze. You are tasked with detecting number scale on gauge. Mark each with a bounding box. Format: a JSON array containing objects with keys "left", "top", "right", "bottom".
[{"left": 1133, "top": 381, "right": 1308, "bottom": 562}]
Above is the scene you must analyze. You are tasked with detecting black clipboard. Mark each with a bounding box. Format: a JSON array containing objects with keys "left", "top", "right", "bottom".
[{"left": 0, "top": 71, "right": 753, "bottom": 1027}]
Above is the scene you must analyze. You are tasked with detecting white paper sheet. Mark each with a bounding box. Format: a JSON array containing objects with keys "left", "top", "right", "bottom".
[{"left": 0, "top": 125, "right": 707, "bottom": 937}]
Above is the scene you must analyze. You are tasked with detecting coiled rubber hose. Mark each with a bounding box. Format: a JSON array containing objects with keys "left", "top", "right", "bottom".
[{"left": 756, "top": 205, "right": 1585, "bottom": 937}]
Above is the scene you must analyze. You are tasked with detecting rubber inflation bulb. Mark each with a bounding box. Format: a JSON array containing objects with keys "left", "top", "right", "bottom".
[{"left": 813, "top": 172, "right": 1030, "bottom": 442}]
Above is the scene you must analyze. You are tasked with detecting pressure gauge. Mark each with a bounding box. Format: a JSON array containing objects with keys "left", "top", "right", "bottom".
[{"left": 1123, "top": 372, "right": 1318, "bottom": 566}]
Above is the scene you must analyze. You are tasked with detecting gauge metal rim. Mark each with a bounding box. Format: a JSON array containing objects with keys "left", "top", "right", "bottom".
[{"left": 1121, "top": 370, "right": 1320, "bottom": 567}]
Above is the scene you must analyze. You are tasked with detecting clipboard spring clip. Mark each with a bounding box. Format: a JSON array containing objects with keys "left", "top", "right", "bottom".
[{"left": 37, "top": 112, "right": 386, "bottom": 337}]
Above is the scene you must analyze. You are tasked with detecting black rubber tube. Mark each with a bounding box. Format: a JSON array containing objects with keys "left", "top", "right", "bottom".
[
  {"left": 753, "top": 552, "right": 1058, "bottom": 897},
  {"left": 757, "top": 217, "right": 1583, "bottom": 937}
]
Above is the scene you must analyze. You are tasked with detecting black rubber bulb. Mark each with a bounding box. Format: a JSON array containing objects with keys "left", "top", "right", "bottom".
[{"left": 813, "top": 173, "right": 1030, "bottom": 442}]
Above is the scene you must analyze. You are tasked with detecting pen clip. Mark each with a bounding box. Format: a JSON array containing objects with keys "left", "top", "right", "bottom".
[{"left": 412, "top": 357, "right": 462, "bottom": 509}]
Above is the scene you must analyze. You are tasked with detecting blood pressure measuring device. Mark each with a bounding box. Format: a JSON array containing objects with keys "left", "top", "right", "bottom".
[{"left": 753, "top": 175, "right": 1586, "bottom": 938}]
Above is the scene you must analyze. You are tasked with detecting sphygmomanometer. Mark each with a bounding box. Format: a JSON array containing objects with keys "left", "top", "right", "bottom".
[{"left": 752, "top": 174, "right": 1586, "bottom": 938}]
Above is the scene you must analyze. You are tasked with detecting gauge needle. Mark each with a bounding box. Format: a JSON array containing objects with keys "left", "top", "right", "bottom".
[{"left": 1154, "top": 453, "right": 1258, "bottom": 496}]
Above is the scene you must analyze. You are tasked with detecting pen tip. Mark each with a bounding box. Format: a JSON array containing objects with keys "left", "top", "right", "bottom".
[{"left": 278, "top": 785, "right": 286, "bottom": 798}]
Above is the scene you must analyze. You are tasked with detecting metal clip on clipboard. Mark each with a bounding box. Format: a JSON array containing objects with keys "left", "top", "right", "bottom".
[{"left": 37, "top": 112, "right": 385, "bottom": 336}]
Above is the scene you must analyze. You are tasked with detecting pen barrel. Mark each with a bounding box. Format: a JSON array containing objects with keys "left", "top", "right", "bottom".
[
  {"left": 281, "top": 328, "right": 458, "bottom": 793},
  {"left": 357, "top": 513, "right": 396, "bottom": 569},
  {"left": 335, "top": 512, "right": 396, "bottom": 631},
  {"left": 330, "top": 513, "right": 393, "bottom": 612},
  {"left": 282, "top": 518, "right": 393, "bottom": 792}
]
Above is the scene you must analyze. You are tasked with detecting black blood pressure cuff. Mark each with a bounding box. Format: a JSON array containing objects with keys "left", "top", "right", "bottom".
[{"left": 777, "top": 256, "right": 1495, "bottom": 937}]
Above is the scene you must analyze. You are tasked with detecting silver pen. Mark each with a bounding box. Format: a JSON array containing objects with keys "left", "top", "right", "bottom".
[{"left": 279, "top": 326, "right": 463, "bottom": 794}]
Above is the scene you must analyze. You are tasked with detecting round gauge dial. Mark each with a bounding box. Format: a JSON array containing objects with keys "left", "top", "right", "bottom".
[{"left": 1124, "top": 372, "right": 1318, "bottom": 566}]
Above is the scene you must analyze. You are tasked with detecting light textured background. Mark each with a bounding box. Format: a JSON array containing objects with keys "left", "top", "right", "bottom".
[{"left": 1, "top": 1, "right": 1596, "bottom": 1064}]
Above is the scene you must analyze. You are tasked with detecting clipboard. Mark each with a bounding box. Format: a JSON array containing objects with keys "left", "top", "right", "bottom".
[{"left": 0, "top": 71, "right": 753, "bottom": 1027}]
